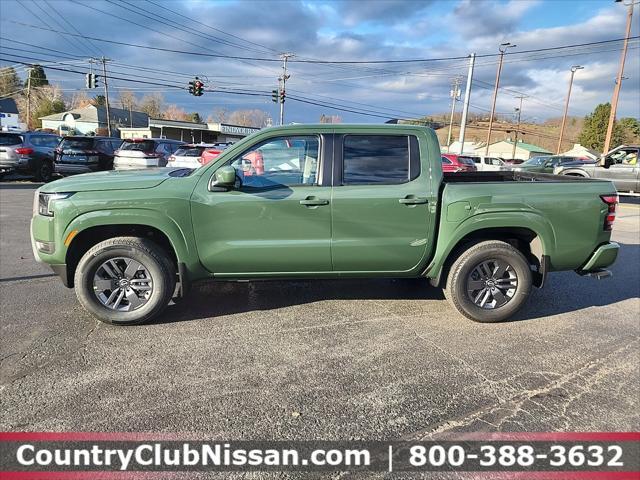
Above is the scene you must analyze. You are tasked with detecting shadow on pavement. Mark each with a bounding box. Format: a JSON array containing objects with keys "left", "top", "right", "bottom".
[
  {"left": 151, "top": 241, "right": 639, "bottom": 326},
  {"left": 514, "top": 241, "right": 639, "bottom": 321},
  {"left": 152, "top": 277, "right": 444, "bottom": 325}
]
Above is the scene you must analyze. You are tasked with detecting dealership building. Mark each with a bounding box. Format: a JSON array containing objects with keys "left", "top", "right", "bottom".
[{"left": 119, "top": 119, "right": 260, "bottom": 143}]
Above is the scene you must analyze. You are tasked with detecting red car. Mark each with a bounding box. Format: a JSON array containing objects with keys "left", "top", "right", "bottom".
[{"left": 441, "top": 154, "right": 477, "bottom": 173}]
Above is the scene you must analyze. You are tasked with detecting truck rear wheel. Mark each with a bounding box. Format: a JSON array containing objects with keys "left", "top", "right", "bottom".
[
  {"left": 74, "top": 236, "right": 176, "bottom": 325},
  {"left": 445, "top": 240, "right": 532, "bottom": 323}
]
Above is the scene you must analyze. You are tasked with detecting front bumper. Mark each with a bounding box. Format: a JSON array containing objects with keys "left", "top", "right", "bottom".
[{"left": 580, "top": 242, "right": 620, "bottom": 272}]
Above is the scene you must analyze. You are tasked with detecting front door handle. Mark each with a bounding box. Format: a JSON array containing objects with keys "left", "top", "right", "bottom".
[
  {"left": 399, "top": 196, "right": 428, "bottom": 205},
  {"left": 300, "top": 197, "right": 329, "bottom": 207}
]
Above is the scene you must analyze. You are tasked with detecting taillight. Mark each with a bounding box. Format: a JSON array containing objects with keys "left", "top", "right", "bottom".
[
  {"left": 15, "top": 147, "right": 34, "bottom": 155},
  {"left": 600, "top": 194, "right": 618, "bottom": 231}
]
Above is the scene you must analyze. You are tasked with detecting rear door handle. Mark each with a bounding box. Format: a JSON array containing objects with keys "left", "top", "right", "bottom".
[
  {"left": 399, "top": 196, "right": 428, "bottom": 205},
  {"left": 300, "top": 197, "right": 329, "bottom": 207}
]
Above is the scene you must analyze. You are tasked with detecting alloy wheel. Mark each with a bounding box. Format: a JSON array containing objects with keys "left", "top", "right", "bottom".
[
  {"left": 466, "top": 259, "right": 518, "bottom": 309},
  {"left": 93, "top": 257, "right": 153, "bottom": 311}
]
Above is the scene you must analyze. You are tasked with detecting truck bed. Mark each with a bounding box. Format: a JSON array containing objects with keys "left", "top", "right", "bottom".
[{"left": 442, "top": 171, "right": 605, "bottom": 183}]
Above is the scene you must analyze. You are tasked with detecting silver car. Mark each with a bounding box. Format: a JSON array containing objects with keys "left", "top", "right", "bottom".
[{"left": 0, "top": 131, "right": 61, "bottom": 181}]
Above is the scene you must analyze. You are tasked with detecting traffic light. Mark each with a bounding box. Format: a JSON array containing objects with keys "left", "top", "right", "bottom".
[
  {"left": 85, "top": 73, "right": 97, "bottom": 89},
  {"left": 194, "top": 79, "right": 204, "bottom": 96},
  {"left": 271, "top": 89, "right": 278, "bottom": 103},
  {"left": 279, "top": 90, "right": 285, "bottom": 103},
  {"left": 189, "top": 77, "right": 204, "bottom": 96}
]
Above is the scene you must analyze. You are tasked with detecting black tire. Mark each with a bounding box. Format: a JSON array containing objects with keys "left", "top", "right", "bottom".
[
  {"left": 444, "top": 240, "right": 532, "bottom": 323},
  {"left": 33, "top": 159, "right": 53, "bottom": 182},
  {"left": 74, "top": 236, "right": 176, "bottom": 325}
]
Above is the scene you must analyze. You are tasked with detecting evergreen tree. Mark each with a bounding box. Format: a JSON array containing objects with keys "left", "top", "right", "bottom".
[
  {"left": 0, "top": 67, "right": 22, "bottom": 96},
  {"left": 189, "top": 112, "right": 202, "bottom": 123},
  {"left": 577, "top": 103, "right": 625, "bottom": 151},
  {"left": 25, "top": 65, "right": 49, "bottom": 88},
  {"left": 92, "top": 95, "right": 106, "bottom": 106}
]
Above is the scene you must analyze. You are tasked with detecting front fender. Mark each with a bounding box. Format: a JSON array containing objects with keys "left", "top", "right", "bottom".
[
  {"left": 424, "top": 210, "right": 557, "bottom": 280},
  {"left": 62, "top": 209, "right": 205, "bottom": 277}
]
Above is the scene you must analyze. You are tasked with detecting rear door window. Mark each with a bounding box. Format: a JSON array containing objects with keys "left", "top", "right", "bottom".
[
  {"left": 342, "top": 135, "right": 418, "bottom": 185},
  {"left": 0, "top": 134, "right": 24, "bottom": 146}
]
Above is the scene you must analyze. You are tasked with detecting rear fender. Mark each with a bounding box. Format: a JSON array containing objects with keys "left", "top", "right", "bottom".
[{"left": 424, "top": 211, "right": 557, "bottom": 282}]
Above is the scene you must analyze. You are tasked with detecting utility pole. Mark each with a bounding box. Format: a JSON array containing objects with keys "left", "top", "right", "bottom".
[
  {"left": 603, "top": 0, "right": 636, "bottom": 154},
  {"left": 458, "top": 53, "right": 476, "bottom": 154},
  {"left": 510, "top": 96, "right": 526, "bottom": 159},
  {"left": 26, "top": 67, "right": 32, "bottom": 131},
  {"left": 446, "top": 77, "right": 462, "bottom": 151},
  {"left": 557, "top": 65, "right": 584, "bottom": 154},
  {"left": 99, "top": 56, "right": 112, "bottom": 136},
  {"left": 278, "top": 53, "right": 293, "bottom": 125},
  {"left": 484, "top": 42, "right": 516, "bottom": 156}
]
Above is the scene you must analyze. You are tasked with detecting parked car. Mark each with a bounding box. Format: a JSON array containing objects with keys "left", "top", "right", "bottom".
[
  {"left": 0, "top": 131, "right": 61, "bottom": 181},
  {"left": 113, "top": 138, "right": 185, "bottom": 170},
  {"left": 32, "top": 125, "right": 619, "bottom": 326},
  {"left": 441, "top": 153, "right": 477, "bottom": 172},
  {"left": 167, "top": 143, "right": 233, "bottom": 169},
  {"left": 54, "top": 136, "right": 123, "bottom": 176},
  {"left": 471, "top": 155, "right": 508, "bottom": 172},
  {"left": 554, "top": 145, "right": 639, "bottom": 193},
  {"left": 513, "top": 155, "right": 594, "bottom": 174}
]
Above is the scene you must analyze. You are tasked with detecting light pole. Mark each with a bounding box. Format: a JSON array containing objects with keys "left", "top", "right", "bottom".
[
  {"left": 557, "top": 65, "right": 583, "bottom": 154},
  {"left": 510, "top": 96, "right": 525, "bottom": 159},
  {"left": 603, "top": 0, "right": 637, "bottom": 154},
  {"left": 446, "top": 77, "right": 462, "bottom": 150},
  {"left": 485, "top": 42, "right": 516, "bottom": 156}
]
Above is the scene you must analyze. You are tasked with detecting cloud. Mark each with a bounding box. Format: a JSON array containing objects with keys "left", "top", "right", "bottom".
[{"left": 0, "top": 0, "right": 637, "bottom": 124}]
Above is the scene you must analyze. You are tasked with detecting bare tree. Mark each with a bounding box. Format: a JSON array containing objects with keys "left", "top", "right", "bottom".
[
  {"left": 208, "top": 107, "right": 229, "bottom": 124},
  {"left": 138, "top": 92, "right": 164, "bottom": 119},
  {"left": 227, "top": 109, "right": 271, "bottom": 128},
  {"left": 162, "top": 104, "right": 189, "bottom": 121},
  {"left": 118, "top": 89, "right": 137, "bottom": 111},
  {"left": 68, "top": 91, "right": 92, "bottom": 109}
]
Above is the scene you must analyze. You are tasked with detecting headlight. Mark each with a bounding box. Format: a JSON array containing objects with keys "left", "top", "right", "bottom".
[{"left": 37, "top": 192, "right": 74, "bottom": 217}]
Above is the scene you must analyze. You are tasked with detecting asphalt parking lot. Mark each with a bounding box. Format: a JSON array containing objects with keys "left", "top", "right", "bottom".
[{"left": 1, "top": 182, "right": 639, "bottom": 442}]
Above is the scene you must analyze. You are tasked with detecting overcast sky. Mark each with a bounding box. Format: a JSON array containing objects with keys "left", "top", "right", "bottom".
[{"left": 1, "top": 0, "right": 639, "bottom": 124}]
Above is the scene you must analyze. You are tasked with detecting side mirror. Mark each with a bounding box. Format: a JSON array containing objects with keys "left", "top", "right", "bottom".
[
  {"left": 211, "top": 165, "right": 237, "bottom": 189},
  {"left": 601, "top": 156, "right": 611, "bottom": 169}
]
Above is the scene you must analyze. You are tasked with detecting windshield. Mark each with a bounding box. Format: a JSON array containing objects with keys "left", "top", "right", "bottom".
[
  {"left": 174, "top": 147, "right": 205, "bottom": 157},
  {"left": 0, "top": 134, "right": 23, "bottom": 146},
  {"left": 523, "top": 156, "right": 550, "bottom": 166},
  {"left": 121, "top": 140, "right": 156, "bottom": 152},
  {"left": 60, "top": 138, "right": 95, "bottom": 150}
]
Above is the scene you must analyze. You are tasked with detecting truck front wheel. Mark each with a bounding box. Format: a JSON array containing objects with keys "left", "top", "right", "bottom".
[
  {"left": 445, "top": 240, "right": 532, "bottom": 323},
  {"left": 74, "top": 237, "right": 176, "bottom": 325}
]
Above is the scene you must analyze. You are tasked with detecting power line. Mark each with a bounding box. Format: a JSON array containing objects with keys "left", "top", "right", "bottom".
[{"left": 4, "top": 19, "right": 638, "bottom": 65}]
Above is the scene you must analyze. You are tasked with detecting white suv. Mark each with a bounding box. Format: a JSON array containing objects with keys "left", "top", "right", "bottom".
[{"left": 114, "top": 138, "right": 185, "bottom": 170}]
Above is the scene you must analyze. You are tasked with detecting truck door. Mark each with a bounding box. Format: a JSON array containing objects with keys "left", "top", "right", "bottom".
[
  {"left": 330, "top": 133, "right": 435, "bottom": 273},
  {"left": 191, "top": 134, "right": 332, "bottom": 275},
  {"left": 597, "top": 147, "right": 639, "bottom": 192}
]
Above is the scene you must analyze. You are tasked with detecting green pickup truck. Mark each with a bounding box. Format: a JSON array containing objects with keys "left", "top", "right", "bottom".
[{"left": 31, "top": 124, "right": 620, "bottom": 325}]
